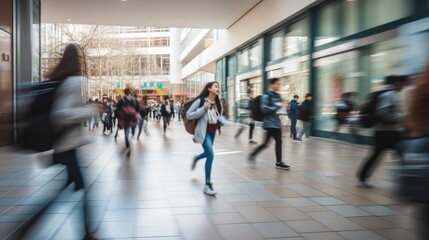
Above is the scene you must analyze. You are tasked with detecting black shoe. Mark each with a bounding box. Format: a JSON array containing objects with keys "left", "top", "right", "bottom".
[
  {"left": 275, "top": 162, "right": 290, "bottom": 170},
  {"left": 249, "top": 140, "right": 258, "bottom": 144},
  {"left": 293, "top": 138, "right": 302, "bottom": 141},
  {"left": 191, "top": 155, "right": 199, "bottom": 171}
]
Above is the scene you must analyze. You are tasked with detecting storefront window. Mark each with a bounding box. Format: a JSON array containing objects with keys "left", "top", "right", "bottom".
[
  {"left": 285, "top": 18, "right": 308, "bottom": 56},
  {"left": 249, "top": 43, "right": 262, "bottom": 68},
  {"left": 237, "top": 48, "right": 249, "bottom": 72},
  {"left": 270, "top": 30, "right": 285, "bottom": 61},
  {"left": 363, "top": 0, "right": 412, "bottom": 30},
  {"left": 316, "top": 1, "right": 341, "bottom": 47},
  {"left": 235, "top": 77, "right": 262, "bottom": 120},
  {"left": 343, "top": 0, "right": 359, "bottom": 36},
  {"left": 227, "top": 56, "right": 236, "bottom": 78},
  {"left": 33, "top": 0, "right": 41, "bottom": 82},
  {"left": 314, "top": 51, "right": 361, "bottom": 133},
  {"left": 368, "top": 39, "right": 402, "bottom": 91}
]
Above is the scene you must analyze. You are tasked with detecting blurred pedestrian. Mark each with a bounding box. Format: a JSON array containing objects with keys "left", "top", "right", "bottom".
[
  {"left": 296, "top": 93, "right": 313, "bottom": 141},
  {"left": 16, "top": 44, "right": 98, "bottom": 239},
  {"left": 248, "top": 78, "right": 290, "bottom": 170},
  {"left": 356, "top": 75, "right": 407, "bottom": 188}
]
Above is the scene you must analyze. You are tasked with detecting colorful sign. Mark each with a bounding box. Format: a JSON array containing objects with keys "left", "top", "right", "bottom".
[{"left": 140, "top": 82, "right": 163, "bottom": 89}]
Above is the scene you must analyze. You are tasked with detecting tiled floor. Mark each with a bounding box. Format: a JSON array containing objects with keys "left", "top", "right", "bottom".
[{"left": 0, "top": 120, "right": 427, "bottom": 239}]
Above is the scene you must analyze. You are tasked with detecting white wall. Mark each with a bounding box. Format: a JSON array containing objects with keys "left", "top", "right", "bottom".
[{"left": 181, "top": 0, "right": 316, "bottom": 79}]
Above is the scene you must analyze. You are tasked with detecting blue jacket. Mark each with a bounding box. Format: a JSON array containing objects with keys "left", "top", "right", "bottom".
[
  {"left": 261, "top": 91, "right": 282, "bottom": 129},
  {"left": 288, "top": 99, "right": 299, "bottom": 118}
]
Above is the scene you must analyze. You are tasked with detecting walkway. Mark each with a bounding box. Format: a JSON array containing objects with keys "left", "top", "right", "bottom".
[{"left": 0, "top": 119, "right": 425, "bottom": 239}]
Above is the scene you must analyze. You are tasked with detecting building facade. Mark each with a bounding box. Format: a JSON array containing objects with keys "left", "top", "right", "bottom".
[{"left": 214, "top": 0, "right": 429, "bottom": 144}]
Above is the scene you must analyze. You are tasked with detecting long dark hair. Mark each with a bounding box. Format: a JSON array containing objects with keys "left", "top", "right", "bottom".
[
  {"left": 47, "top": 44, "right": 82, "bottom": 81},
  {"left": 195, "top": 81, "right": 222, "bottom": 114}
]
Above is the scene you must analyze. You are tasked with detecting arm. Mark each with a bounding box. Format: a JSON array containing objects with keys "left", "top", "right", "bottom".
[
  {"left": 261, "top": 94, "right": 281, "bottom": 114},
  {"left": 186, "top": 98, "right": 206, "bottom": 120},
  {"left": 376, "top": 91, "right": 402, "bottom": 124},
  {"left": 50, "top": 76, "right": 94, "bottom": 125}
]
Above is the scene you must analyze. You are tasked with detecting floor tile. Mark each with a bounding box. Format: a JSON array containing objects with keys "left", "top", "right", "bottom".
[
  {"left": 252, "top": 222, "right": 298, "bottom": 238},
  {"left": 286, "top": 220, "right": 331, "bottom": 233},
  {"left": 216, "top": 224, "right": 262, "bottom": 240}
]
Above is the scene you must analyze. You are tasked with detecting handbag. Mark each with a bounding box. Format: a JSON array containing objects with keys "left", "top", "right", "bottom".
[{"left": 394, "top": 135, "right": 429, "bottom": 203}]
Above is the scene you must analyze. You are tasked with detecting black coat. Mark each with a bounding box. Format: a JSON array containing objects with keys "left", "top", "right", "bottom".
[{"left": 297, "top": 99, "right": 313, "bottom": 122}]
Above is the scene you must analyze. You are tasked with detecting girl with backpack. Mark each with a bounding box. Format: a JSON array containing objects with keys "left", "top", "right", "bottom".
[{"left": 187, "top": 81, "right": 225, "bottom": 196}]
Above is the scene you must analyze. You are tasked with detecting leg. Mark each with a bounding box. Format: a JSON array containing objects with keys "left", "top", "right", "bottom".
[
  {"left": 249, "top": 122, "right": 255, "bottom": 140},
  {"left": 304, "top": 121, "right": 310, "bottom": 138},
  {"left": 235, "top": 125, "right": 245, "bottom": 138},
  {"left": 272, "top": 128, "right": 282, "bottom": 163},
  {"left": 163, "top": 116, "right": 167, "bottom": 133},
  {"left": 251, "top": 129, "right": 272, "bottom": 158},
  {"left": 297, "top": 121, "right": 305, "bottom": 139},
  {"left": 291, "top": 117, "right": 297, "bottom": 139},
  {"left": 357, "top": 131, "right": 387, "bottom": 182},
  {"left": 137, "top": 117, "right": 143, "bottom": 139},
  {"left": 124, "top": 127, "right": 130, "bottom": 149},
  {"left": 202, "top": 134, "right": 215, "bottom": 183}
]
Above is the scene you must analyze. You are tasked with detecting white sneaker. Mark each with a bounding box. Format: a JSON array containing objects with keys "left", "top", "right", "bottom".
[
  {"left": 356, "top": 180, "right": 373, "bottom": 188},
  {"left": 203, "top": 183, "right": 217, "bottom": 196}
]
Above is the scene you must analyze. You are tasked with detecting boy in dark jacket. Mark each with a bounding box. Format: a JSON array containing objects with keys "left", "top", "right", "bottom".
[{"left": 297, "top": 93, "right": 313, "bottom": 141}]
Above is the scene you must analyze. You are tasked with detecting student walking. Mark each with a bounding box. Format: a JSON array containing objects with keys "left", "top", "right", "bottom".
[
  {"left": 288, "top": 95, "right": 300, "bottom": 140},
  {"left": 187, "top": 81, "right": 224, "bottom": 196},
  {"left": 248, "top": 78, "right": 290, "bottom": 170},
  {"left": 296, "top": 93, "right": 313, "bottom": 141},
  {"left": 235, "top": 90, "right": 257, "bottom": 144},
  {"left": 356, "top": 75, "right": 407, "bottom": 188}
]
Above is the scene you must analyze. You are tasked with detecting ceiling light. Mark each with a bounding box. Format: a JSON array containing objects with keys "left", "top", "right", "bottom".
[{"left": 67, "top": 19, "right": 71, "bottom": 22}]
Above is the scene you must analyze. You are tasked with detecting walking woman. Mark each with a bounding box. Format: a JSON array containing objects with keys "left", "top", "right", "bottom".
[
  {"left": 406, "top": 65, "right": 429, "bottom": 239},
  {"left": 15, "top": 44, "right": 98, "bottom": 239},
  {"left": 187, "top": 81, "right": 224, "bottom": 196}
]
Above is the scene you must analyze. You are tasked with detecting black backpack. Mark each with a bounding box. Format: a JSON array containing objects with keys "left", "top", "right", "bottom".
[
  {"left": 250, "top": 94, "right": 271, "bottom": 121},
  {"left": 19, "top": 80, "right": 63, "bottom": 152},
  {"left": 358, "top": 89, "right": 392, "bottom": 128}
]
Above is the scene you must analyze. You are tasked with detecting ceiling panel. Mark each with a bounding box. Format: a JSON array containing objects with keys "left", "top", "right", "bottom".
[{"left": 41, "top": 0, "right": 262, "bottom": 29}]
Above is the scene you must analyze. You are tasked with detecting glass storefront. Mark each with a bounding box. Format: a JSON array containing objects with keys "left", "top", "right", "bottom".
[
  {"left": 316, "top": 0, "right": 413, "bottom": 48},
  {"left": 235, "top": 77, "right": 262, "bottom": 120},
  {"left": 269, "top": 18, "right": 308, "bottom": 61},
  {"left": 315, "top": 1, "right": 341, "bottom": 47},
  {"left": 237, "top": 42, "right": 262, "bottom": 73},
  {"left": 314, "top": 38, "right": 402, "bottom": 136},
  {"left": 363, "top": 0, "right": 412, "bottom": 30}
]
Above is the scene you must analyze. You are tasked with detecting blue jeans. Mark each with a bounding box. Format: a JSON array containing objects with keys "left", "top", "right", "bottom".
[
  {"left": 195, "top": 133, "right": 215, "bottom": 183},
  {"left": 298, "top": 121, "right": 310, "bottom": 139},
  {"left": 290, "top": 117, "right": 297, "bottom": 139}
]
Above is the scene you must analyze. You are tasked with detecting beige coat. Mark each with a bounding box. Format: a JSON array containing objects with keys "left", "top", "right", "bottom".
[{"left": 50, "top": 76, "right": 94, "bottom": 152}]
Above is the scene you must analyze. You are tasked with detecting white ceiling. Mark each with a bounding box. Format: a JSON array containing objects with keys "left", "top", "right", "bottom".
[{"left": 41, "top": 0, "right": 263, "bottom": 29}]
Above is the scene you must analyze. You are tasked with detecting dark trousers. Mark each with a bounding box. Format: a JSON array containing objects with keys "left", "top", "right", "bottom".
[
  {"left": 357, "top": 130, "right": 400, "bottom": 181},
  {"left": 251, "top": 128, "right": 282, "bottom": 163},
  {"left": 290, "top": 117, "right": 297, "bottom": 138},
  {"left": 249, "top": 122, "right": 255, "bottom": 140},
  {"left": 54, "top": 149, "right": 84, "bottom": 190},
  {"left": 163, "top": 116, "right": 171, "bottom": 133},
  {"left": 137, "top": 117, "right": 145, "bottom": 139}
]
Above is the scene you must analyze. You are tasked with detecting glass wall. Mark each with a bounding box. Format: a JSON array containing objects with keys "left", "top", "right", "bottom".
[
  {"left": 237, "top": 41, "right": 261, "bottom": 72},
  {"left": 315, "top": 1, "right": 341, "bottom": 47},
  {"left": 363, "top": 0, "right": 412, "bottom": 30},
  {"left": 32, "top": 0, "right": 41, "bottom": 82},
  {"left": 269, "top": 17, "right": 308, "bottom": 61},
  {"left": 314, "top": 38, "right": 402, "bottom": 136},
  {"left": 285, "top": 18, "right": 309, "bottom": 57},
  {"left": 235, "top": 77, "right": 262, "bottom": 120},
  {"left": 316, "top": 0, "right": 413, "bottom": 48}
]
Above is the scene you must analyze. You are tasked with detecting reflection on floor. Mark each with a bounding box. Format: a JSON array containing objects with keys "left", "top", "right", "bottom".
[{"left": 0, "top": 119, "right": 426, "bottom": 239}]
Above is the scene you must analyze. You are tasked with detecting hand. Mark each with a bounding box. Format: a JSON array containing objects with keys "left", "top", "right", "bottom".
[
  {"left": 282, "top": 102, "right": 289, "bottom": 108},
  {"left": 203, "top": 102, "right": 211, "bottom": 110}
]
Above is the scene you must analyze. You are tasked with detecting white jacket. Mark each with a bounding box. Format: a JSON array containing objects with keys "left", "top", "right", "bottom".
[{"left": 50, "top": 76, "right": 94, "bottom": 152}]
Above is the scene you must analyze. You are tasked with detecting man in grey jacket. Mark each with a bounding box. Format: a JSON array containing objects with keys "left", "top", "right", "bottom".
[
  {"left": 356, "top": 75, "right": 407, "bottom": 188},
  {"left": 248, "top": 78, "right": 290, "bottom": 170}
]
